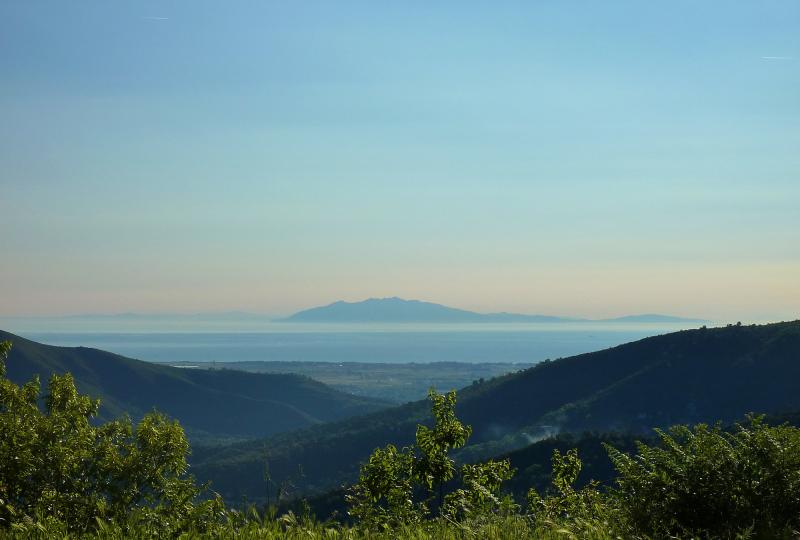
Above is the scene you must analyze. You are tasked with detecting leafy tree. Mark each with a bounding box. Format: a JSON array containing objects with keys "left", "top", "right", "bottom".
[
  {"left": 413, "top": 389, "right": 472, "bottom": 505},
  {"left": 345, "top": 444, "right": 422, "bottom": 529},
  {"left": 0, "top": 340, "right": 224, "bottom": 535},
  {"left": 347, "top": 389, "right": 512, "bottom": 529},
  {"left": 605, "top": 416, "right": 800, "bottom": 538}
]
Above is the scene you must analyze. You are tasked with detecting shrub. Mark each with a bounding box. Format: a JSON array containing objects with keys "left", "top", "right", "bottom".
[
  {"left": 605, "top": 416, "right": 800, "bottom": 538},
  {"left": 526, "top": 449, "right": 625, "bottom": 538},
  {"left": 0, "top": 341, "right": 224, "bottom": 536}
]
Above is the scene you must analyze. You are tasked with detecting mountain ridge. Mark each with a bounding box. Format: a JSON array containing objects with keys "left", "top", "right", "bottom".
[
  {"left": 279, "top": 297, "right": 706, "bottom": 324},
  {"left": 0, "top": 300, "right": 707, "bottom": 325}
]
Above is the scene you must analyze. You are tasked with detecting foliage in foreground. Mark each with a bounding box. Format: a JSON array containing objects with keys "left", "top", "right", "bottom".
[
  {"left": 606, "top": 417, "right": 800, "bottom": 538},
  {"left": 2, "top": 339, "right": 800, "bottom": 539},
  {"left": 0, "top": 341, "right": 224, "bottom": 536},
  {"left": 345, "top": 389, "right": 518, "bottom": 529},
  {"left": 0, "top": 514, "right": 620, "bottom": 540}
]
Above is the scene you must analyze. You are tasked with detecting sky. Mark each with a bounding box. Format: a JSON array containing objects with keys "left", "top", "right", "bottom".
[{"left": 1, "top": 1, "right": 798, "bottom": 321}]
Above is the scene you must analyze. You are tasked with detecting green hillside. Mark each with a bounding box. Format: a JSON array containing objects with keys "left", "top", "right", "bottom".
[
  {"left": 0, "top": 330, "right": 387, "bottom": 440},
  {"left": 193, "top": 320, "right": 800, "bottom": 501},
  {"left": 295, "top": 409, "right": 800, "bottom": 522}
]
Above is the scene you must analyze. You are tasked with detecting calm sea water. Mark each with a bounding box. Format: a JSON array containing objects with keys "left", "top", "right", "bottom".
[{"left": 14, "top": 322, "right": 697, "bottom": 364}]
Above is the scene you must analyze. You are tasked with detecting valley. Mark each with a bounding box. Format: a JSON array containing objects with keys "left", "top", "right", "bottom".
[
  {"left": 162, "top": 360, "right": 534, "bottom": 403},
  {"left": 3, "top": 320, "right": 799, "bottom": 524}
]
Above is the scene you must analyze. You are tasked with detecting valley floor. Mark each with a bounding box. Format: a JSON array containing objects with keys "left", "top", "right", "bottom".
[{"left": 164, "top": 360, "right": 533, "bottom": 403}]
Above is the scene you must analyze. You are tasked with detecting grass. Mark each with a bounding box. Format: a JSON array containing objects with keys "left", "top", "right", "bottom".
[{"left": 6, "top": 515, "right": 623, "bottom": 540}]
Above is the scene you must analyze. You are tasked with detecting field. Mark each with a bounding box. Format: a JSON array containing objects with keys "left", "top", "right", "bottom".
[{"left": 163, "top": 361, "right": 534, "bottom": 403}]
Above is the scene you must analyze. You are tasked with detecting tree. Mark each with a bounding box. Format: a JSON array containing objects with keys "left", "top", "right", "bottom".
[
  {"left": 345, "top": 444, "right": 421, "bottom": 529},
  {"left": 347, "top": 388, "right": 513, "bottom": 528},
  {"left": 0, "top": 340, "right": 224, "bottom": 535},
  {"left": 413, "top": 389, "right": 472, "bottom": 506}
]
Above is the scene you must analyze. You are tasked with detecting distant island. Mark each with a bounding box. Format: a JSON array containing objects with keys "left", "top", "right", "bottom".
[{"left": 278, "top": 297, "right": 706, "bottom": 324}]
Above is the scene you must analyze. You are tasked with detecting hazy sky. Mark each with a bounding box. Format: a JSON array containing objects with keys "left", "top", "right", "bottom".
[{"left": 1, "top": 1, "right": 798, "bottom": 320}]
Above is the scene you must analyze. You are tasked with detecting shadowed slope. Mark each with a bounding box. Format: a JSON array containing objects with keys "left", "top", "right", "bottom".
[{"left": 0, "top": 330, "right": 388, "bottom": 439}]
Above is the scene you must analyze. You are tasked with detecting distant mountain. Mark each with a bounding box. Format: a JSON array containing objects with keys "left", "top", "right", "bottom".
[
  {"left": 193, "top": 320, "right": 800, "bottom": 501},
  {"left": 280, "top": 297, "right": 580, "bottom": 323},
  {"left": 0, "top": 330, "right": 387, "bottom": 440},
  {"left": 279, "top": 297, "right": 704, "bottom": 324},
  {"left": 1, "top": 303, "right": 705, "bottom": 328}
]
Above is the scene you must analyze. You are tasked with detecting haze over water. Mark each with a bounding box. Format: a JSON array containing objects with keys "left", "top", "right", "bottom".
[{"left": 12, "top": 321, "right": 700, "bottom": 365}]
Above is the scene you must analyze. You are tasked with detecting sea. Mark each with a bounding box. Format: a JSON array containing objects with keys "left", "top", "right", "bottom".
[{"left": 2, "top": 319, "right": 704, "bottom": 365}]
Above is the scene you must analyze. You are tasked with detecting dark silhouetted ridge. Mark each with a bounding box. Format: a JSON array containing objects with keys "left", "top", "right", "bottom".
[{"left": 0, "top": 330, "right": 388, "bottom": 439}]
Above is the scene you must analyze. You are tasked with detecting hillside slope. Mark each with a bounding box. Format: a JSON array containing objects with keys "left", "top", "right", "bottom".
[
  {"left": 193, "top": 321, "right": 800, "bottom": 500},
  {"left": 0, "top": 330, "right": 387, "bottom": 439}
]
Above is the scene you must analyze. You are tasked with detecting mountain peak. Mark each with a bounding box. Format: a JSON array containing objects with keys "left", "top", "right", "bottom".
[{"left": 279, "top": 298, "right": 574, "bottom": 323}]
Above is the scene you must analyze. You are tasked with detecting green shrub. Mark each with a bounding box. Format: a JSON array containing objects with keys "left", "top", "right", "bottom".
[
  {"left": 345, "top": 443, "right": 423, "bottom": 529},
  {"left": 526, "top": 449, "right": 626, "bottom": 538},
  {"left": 605, "top": 416, "right": 800, "bottom": 538},
  {"left": 0, "top": 341, "right": 224, "bottom": 536},
  {"left": 443, "top": 459, "right": 517, "bottom": 522}
]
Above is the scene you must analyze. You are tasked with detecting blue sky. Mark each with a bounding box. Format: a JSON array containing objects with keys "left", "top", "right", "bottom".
[{"left": 1, "top": 1, "right": 798, "bottom": 319}]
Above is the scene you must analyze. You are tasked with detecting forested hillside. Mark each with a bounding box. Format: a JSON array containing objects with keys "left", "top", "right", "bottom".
[
  {"left": 2, "top": 336, "right": 800, "bottom": 539},
  {"left": 193, "top": 321, "right": 800, "bottom": 501},
  {"left": 0, "top": 330, "right": 387, "bottom": 439}
]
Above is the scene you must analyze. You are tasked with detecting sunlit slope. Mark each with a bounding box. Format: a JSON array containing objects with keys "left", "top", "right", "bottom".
[
  {"left": 194, "top": 321, "right": 800, "bottom": 500},
  {"left": 0, "top": 330, "right": 388, "bottom": 439}
]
